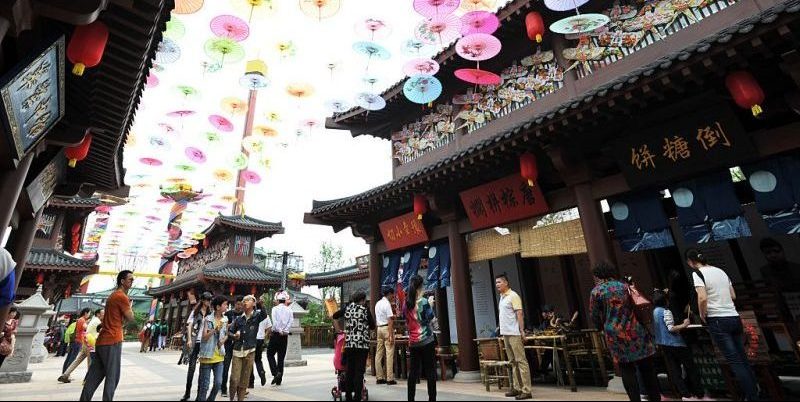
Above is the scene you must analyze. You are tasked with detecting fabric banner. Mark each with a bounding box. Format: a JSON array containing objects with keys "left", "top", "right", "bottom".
[
  {"left": 400, "top": 248, "right": 425, "bottom": 289},
  {"left": 425, "top": 241, "right": 451, "bottom": 290},
  {"left": 381, "top": 253, "right": 401, "bottom": 289},
  {"left": 743, "top": 156, "right": 800, "bottom": 235},
  {"left": 610, "top": 191, "right": 675, "bottom": 252},
  {"left": 671, "top": 171, "right": 751, "bottom": 243}
]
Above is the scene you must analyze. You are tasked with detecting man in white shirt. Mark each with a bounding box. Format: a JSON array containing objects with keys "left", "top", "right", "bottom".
[
  {"left": 496, "top": 274, "right": 532, "bottom": 400},
  {"left": 267, "top": 292, "right": 293, "bottom": 386},
  {"left": 254, "top": 313, "right": 272, "bottom": 386},
  {"left": 687, "top": 249, "right": 758, "bottom": 401},
  {"left": 0, "top": 248, "right": 17, "bottom": 339},
  {"left": 374, "top": 287, "right": 396, "bottom": 385}
]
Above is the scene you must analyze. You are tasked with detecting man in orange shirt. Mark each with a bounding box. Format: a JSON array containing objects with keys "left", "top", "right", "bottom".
[{"left": 80, "top": 270, "right": 134, "bottom": 401}]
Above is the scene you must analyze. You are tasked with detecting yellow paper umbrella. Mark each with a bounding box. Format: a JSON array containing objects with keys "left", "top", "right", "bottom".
[
  {"left": 220, "top": 195, "right": 238, "bottom": 203},
  {"left": 253, "top": 125, "right": 279, "bottom": 137},
  {"left": 265, "top": 111, "right": 282, "bottom": 122},
  {"left": 231, "top": 0, "right": 276, "bottom": 22},
  {"left": 299, "top": 0, "right": 341, "bottom": 21},
  {"left": 242, "top": 137, "right": 264, "bottom": 153},
  {"left": 192, "top": 233, "right": 207, "bottom": 240},
  {"left": 276, "top": 41, "right": 296, "bottom": 59},
  {"left": 286, "top": 83, "right": 315, "bottom": 99},
  {"left": 221, "top": 97, "right": 248, "bottom": 116}
]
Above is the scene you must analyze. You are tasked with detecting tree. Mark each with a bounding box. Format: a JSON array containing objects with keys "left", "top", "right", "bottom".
[{"left": 311, "top": 241, "right": 350, "bottom": 301}]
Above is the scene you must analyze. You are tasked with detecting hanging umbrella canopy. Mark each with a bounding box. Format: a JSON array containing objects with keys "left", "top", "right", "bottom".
[
  {"left": 146, "top": 74, "right": 159, "bottom": 88},
  {"left": 167, "top": 110, "right": 196, "bottom": 118},
  {"left": 209, "top": 114, "right": 234, "bottom": 131},
  {"left": 456, "top": 33, "right": 502, "bottom": 61},
  {"left": 201, "top": 61, "right": 223, "bottom": 74},
  {"left": 176, "top": 85, "right": 200, "bottom": 99},
  {"left": 286, "top": 83, "right": 315, "bottom": 99},
  {"left": 221, "top": 97, "right": 248, "bottom": 115},
  {"left": 165, "top": 18, "right": 186, "bottom": 39},
  {"left": 175, "top": 164, "right": 196, "bottom": 172},
  {"left": 265, "top": 111, "right": 282, "bottom": 122},
  {"left": 355, "top": 92, "right": 386, "bottom": 111},
  {"left": 325, "top": 99, "right": 352, "bottom": 113},
  {"left": 413, "top": 0, "right": 461, "bottom": 18},
  {"left": 401, "top": 39, "right": 435, "bottom": 58},
  {"left": 276, "top": 41, "right": 297, "bottom": 58},
  {"left": 242, "top": 136, "right": 264, "bottom": 153},
  {"left": 550, "top": 14, "right": 610, "bottom": 34},
  {"left": 355, "top": 17, "right": 392, "bottom": 41},
  {"left": 403, "top": 75, "right": 442, "bottom": 104},
  {"left": 241, "top": 170, "right": 262, "bottom": 184},
  {"left": 415, "top": 15, "right": 462, "bottom": 46},
  {"left": 253, "top": 125, "right": 279, "bottom": 137},
  {"left": 149, "top": 135, "right": 171, "bottom": 150},
  {"left": 461, "top": 11, "right": 500, "bottom": 35},
  {"left": 231, "top": 153, "right": 249, "bottom": 170},
  {"left": 204, "top": 37, "right": 246, "bottom": 65},
  {"left": 158, "top": 123, "right": 175, "bottom": 134},
  {"left": 455, "top": 68, "right": 501, "bottom": 85},
  {"left": 231, "top": 0, "right": 275, "bottom": 22},
  {"left": 299, "top": 0, "right": 342, "bottom": 21},
  {"left": 140, "top": 157, "right": 163, "bottom": 167},
  {"left": 185, "top": 147, "right": 208, "bottom": 163},
  {"left": 403, "top": 58, "right": 440, "bottom": 77},
  {"left": 544, "top": 0, "right": 590, "bottom": 12},
  {"left": 459, "top": 0, "right": 496, "bottom": 12},
  {"left": 205, "top": 132, "right": 222, "bottom": 142},
  {"left": 213, "top": 169, "right": 234, "bottom": 182},
  {"left": 155, "top": 38, "right": 181, "bottom": 64},
  {"left": 174, "top": 0, "right": 204, "bottom": 14},
  {"left": 210, "top": 15, "right": 251, "bottom": 42},
  {"left": 352, "top": 41, "right": 391, "bottom": 60}
]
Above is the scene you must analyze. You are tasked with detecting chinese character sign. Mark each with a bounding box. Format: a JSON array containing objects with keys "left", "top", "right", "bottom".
[
  {"left": 460, "top": 174, "right": 549, "bottom": 231},
  {"left": 379, "top": 212, "right": 430, "bottom": 251}
]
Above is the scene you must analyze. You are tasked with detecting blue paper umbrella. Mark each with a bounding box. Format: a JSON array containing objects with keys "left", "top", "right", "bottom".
[
  {"left": 353, "top": 41, "right": 391, "bottom": 72},
  {"left": 155, "top": 38, "right": 181, "bottom": 64},
  {"left": 403, "top": 75, "right": 442, "bottom": 104}
]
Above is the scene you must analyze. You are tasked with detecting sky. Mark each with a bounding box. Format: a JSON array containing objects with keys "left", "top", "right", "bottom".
[{"left": 84, "top": 0, "right": 511, "bottom": 292}]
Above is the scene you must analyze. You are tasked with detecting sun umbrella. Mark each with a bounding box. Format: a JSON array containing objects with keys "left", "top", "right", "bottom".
[
  {"left": 413, "top": 0, "right": 461, "bottom": 18},
  {"left": 362, "top": 75, "right": 380, "bottom": 90},
  {"left": 204, "top": 37, "right": 245, "bottom": 65},
  {"left": 458, "top": 0, "right": 496, "bottom": 12},
  {"left": 231, "top": 153, "right": 249, "bottom": 170},
  {"left": 456, "top": 33, "right": 502, "bottom": 61},
  {"left": 175, "top": 164, "right": 196, "bottom": 172},
  {"left": 231, "top": 0, "right": 275, "bottom": 23},
  {"left": 146, "top": 74, "right": 159, "bottom": 88},
  {"left": 286, "top": 83, "right": 315, "bottom": 99},
  {"left": 210, "top": 15, "right": 250, "bottom": 42},
  {"left": 155, "top": 38, "right": 181, "bottom": 64},
  {"left": 403, "top": 58, "right": 440, "bottom": 77},
  {"left": 353, "top": 41, "right": 391, "bottom": 71},
  {"left": 221, "top": 97, "right": 248, "bottom": 116},
  {"left": 355, "top": 92, "right": 386, "bottom": 111},
  {"left": 211, "top": 204, "right": 229, "bottom": 211},
  {"left": 220, "top": 195, "right": 238, "bottom": 203},
  {"left": 550, "top": 14, "right": 610, "bottom": 34},
  {"left": 401, "top": 39, "right": 435, "bottom": 58},
  {"left": 165, "top": 18, "right": 186, "bottom": 39},
  {"left": 277, "top": 41, "right": 297, "bottom": 59},
  {"left": 403, "top": 75, "right": 442, "bottom": 104},
  {"left": 174, "top": 0, "right": 204, "bottom": 14},
  {"left": 209, "top": 114, "right": 234, "bottom": 132},
  {"left": 455, "top": 68, "right": 501, "bottom": 85},
  {"left": 213, "top": 169, "right": 234, "bottom": 182},
  {"left": 521, "top": 50, "right": 555, "bottom": 66},
  {"left": 299, "top": 0, "right": 342, "bottom": 21},
  {"left": 544, "top": 0, "right": 590, "bottom": 12},
  {"left": 167, "top": 110, "right": 196, "bottom": 118},
  {"left": 242, "top": 137, "right": 264, "bottom": 153},
  {"left": 146, "top": 215, "right": 162, "bottom": 221},
  {"left": 461, "top": 11, "right": 499, "bottom": 35},
  {"left": 356, "top": 17, "right": 392, "bottom": 41},
  {"left": 139, "top": 157, "right": 163, "bottom": 167},
  {"left": 253, "top": 125, "right": 279, "bottom": 137},
  {"left": 192, "top": 233, "right": 206, "bottom": 240},
  {"left": 201, "top": 61, "right": 223, "bottom": 75},
  {"left": 185, "top": 147, "right": 207, "bottom": 163},
  {"left": 241, "top": 170, "right": 262, "bottom": 184},
  {"left": 176, "top": 85, "right": 200, "bottom": 99},
  {"left": 158, "top": 123, "right": 175, "bottom": 134},
  {"left": 205, "top": 132, "right": 222, "bottom": 143},
  {"left": 325, "top": 99, "right": 352, "bottom": 113},
  {"left": 149, "top": 135, "right": 171, "bottom": 150},
  {"left": 265, "top": 111, "right": 282, "bottom": 122},
  {"left": 415, "top": 15, "right": 462, "bottom": 46}
]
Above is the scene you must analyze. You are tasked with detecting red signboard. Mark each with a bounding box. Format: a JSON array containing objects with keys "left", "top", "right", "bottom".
[
  {"left": 460, "top": 174, "right": 549, "bottom": 230},
  {"left": 379, "top": 212, "right": 429, "bottom": 251}
]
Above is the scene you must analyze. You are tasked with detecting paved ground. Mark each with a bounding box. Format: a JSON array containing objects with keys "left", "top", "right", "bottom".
[{"left": 1, "top": 342, "right": 622, "bottom": 401}]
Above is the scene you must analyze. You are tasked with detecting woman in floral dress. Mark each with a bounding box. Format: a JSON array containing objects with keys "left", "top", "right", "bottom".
[{"left": 589, "top": 262, "right": 660, "bottom": 401}]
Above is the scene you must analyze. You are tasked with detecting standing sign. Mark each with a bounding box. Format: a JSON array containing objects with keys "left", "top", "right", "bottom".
[
  {"left": 0, "top": 36, "right": 66, "bottom": 162},
  {"left": 379, "top": 212, "right": 429, "bottom": 251},
  {"left": 460, "top": 174, "right": 549, "bottom": 231}
]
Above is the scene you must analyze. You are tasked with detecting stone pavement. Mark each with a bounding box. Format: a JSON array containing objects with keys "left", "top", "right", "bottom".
[{"left": 0, "top": 342, "right": 622, "bottom": 401}]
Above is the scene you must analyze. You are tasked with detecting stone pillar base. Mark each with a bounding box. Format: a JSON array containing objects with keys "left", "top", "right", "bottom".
[
  {"left": 453, "top": 370, "right": 482, "bottom": 383},
  {"left": 0, "top": 371, "right": 33, "bottom": 384},
  {"left": 284, "top": 359, "right": 308, "bottom": 367},
  {"left": 606, "top": 375, "right": 626, "bottom": 394},
  {"left": 28, "top": 355, "right": 45, "bottom": 364}
]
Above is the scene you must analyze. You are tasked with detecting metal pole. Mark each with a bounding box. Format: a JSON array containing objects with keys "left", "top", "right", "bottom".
[{"left": 281, "top": 251, "right": 289, "bottom": 291}]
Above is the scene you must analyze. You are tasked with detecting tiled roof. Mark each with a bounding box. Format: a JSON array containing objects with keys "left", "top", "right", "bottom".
[
  {"left": 203, "top": 215, "right": 285, "bottom": 238},
  {"left": 203, "top": 264, "right": 282, "bottom": 284},
  {"left": 306, "top": 265, "right": 369, "bottom": 286},
  {"left": 27, "top": 249, "right": 98, "bottom": 272},
  {"left": 47, "top": 197, "right": 103, "bottom": 209}
]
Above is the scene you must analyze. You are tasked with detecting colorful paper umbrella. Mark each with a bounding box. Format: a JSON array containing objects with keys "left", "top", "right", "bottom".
[
  {"left": 220, "top": 195, "right": 238, "bottom": 203},
  {"left": 415, "top": 15, "right": 462, "bottom": 46},
  {"left": 204, "top": 37, "right": 245, "bottom": 65},
  {"left": 459, "top": 0, "right": 496, "bottom": 12},
  {"left": 286, "top": 83, "right": 315, "bottom": 99},
  {"left": 456, "top": 33, "right": 502, "bottom": 61},
  {"left": 158, "top": 123, "right": 175, "bottom": 134},
  {"left": 241, "top": 170, "right": 262, "bottom": 184},
  {"left": 401, "top": 39, "right": 435, "bottom": 58},
  {"left": 139, "top": 157, "right": 163, "bottom": 167},
  {"left": 231, "top": 0, "right": 275, "bottom": 23},
  {"left": 146, "top": 74, "right": 159, "bottom": 88},
  {"left": 355, "top": 92, "right": 386, "bottom": 111},
  {"left": 454, "top": 68, "right": 501, "bottom": 85},
  {"left": 253, "top": 125, "right": 279, "bottom": 137},
  {"left": 176, "top": 85, "right": 200, "bottom": 99},
  {"left": 325, "top": 99, "right": 352, "bottom": 113},
  {"left": 155, "top": 38, "right": 181, "bottom": 64},
  {"left": 403, "top": 75, "right": 442, "bottom": 104},
  {"left": 403, "top": 58, "right": 440, "bottom": 77},
  {"left": 174, "top": 0, "right": 204, "bottom": 14},
  {"left": 299, "top": 0, "right": 341, "bottom": 21},
  {"left": 461, "top": 11, "right": 499, "bottom": 35},
  {"left": 167, "top": 110, "right": 196, "bottom": 118},
  {"left": 210, "top": 15, "right": 250, "bottom": 42},
  {"left": 413, "top": 0, "right": 461, "bottom": 18},
  {"left": 356, "top": 18, "right": 392, "bottom": 41},
  {"left": 277, "top": 41, "right": 297, "bottom": 59},
  {"left": 205, "top": 132, "right": 221, "bottom": 142},
  {"left": 353, "top": 41, "right": 391, "bottom": 71},
  {"left": 211, "top": 204, "right": 228, "bottom": 211},
  {"left": 175, "top": 164, "right": 196, "bottom": 172},
  {"left": 265, "top": 111, "right": 282, "bottom": 122},
  {"left": 192, "top": 233, "right": 206, "bottom": 240},
  {"left": 185, "top": 247, "right": 199, "bottom": 255},
  {"left": 221, "top": 97, "right": 248, "bottom": 116},
  {"left": 242, "top": 137, "right": 264, "bottom": 153},
  {"left": 165, "top": 18, "right": 186, "bottom": 39},
  {"left": 201, "top": 61, "right": 223, "bottom": 75},
  {"left": 185, "top": 147, "right": 207, "bottom": 163},
  {"left": 146, "top": 215, "right": 162, "bottom": 221},
  {"left": 177, "top": 252, "right": 191, "bottom": 259},
  {"left": 209, "top": 114, "right": 234, "bottom": 132},
  {"left": 149, "top": 135, "right": 171, "bottom": 150},
  {"left": 231, "top": 153, "right": 249, "bottom": 170},
  {"left": 213, "top": 169, "right": 234, "bottom": 182},
  {"left": 544, "top": 0, "right": 590, "bottom": 12},
  {"left": 550, "top": 14, "right": 610, "bottom": 34}
]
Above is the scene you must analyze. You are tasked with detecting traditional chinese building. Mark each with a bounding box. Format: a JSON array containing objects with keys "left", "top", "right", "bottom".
[
  {"left": 0, "top": 0, "right": 173, "bottom": 300},
  {"left": 307, "top": 0, "right": 800, "bottom": 394}
]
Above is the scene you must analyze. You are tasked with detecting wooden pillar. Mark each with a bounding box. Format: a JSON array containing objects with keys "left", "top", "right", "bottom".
[
  {"left": 13, "top": 208, "right": 42, "bottom": 289},
  {"left": 435, "top": 286, "right": 451, "bottom": 348},
  {"left": 0, "top": 154, "right": 34, "bottom": 243},
  {"left": 574, "top": 182, "right": 614, "bottom": 267},
  {"left": 369, "top": 241, "right": 381, "bottom": 314},
  {"left": 448, "top": 220, "right": 480, "bottom": 381}
]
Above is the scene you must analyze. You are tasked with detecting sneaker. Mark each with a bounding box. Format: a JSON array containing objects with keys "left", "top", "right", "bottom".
[
  {"left": 221, "top": 391, "right": 227, "bottom": 397},
  {"left": 386, "top": 380, "right": 397, "bottom": 385},
  {"left": 376, "top": 379, "right": 386, "bottom": 385},
  {"left": 515, "top": 393, "right": 532, "bottom": 400},
  {"left": 641, "top": 396, "right": 649, "bottom": 401},
  {"left": 57, "top": 375, "right": 70, "bottom": 383},
  {"left": 505, "top": 390, "right": 521, "bottom": 397}
]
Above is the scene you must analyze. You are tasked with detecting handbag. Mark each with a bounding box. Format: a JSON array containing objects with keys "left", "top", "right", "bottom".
[
  {"left": 0, "top": 337, "right": 12, "bottom": 356},
  {"left": 627, "top": 284, "right": 654, "bottom": 328}
]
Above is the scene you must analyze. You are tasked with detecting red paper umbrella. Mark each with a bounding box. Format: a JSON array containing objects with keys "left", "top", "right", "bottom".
[
  {"left": 461, "top": 11, "right": 499, "bottom": 35},
  {"left": 415, "top": 15, "right": 462, "bottom": 46},
  {"left": 241, "top": 170, "right": 262, "bottom": 184},
  {"left": 209, "top": 114, "right": 234, "bottom": 132},
  {"left": 185, "top": 147, "right": 207, "bottom": 163},
  {"left": 146, "top": 73, "right": 159, "bottom": 88},
  {"left": 413, "top": 0, "right": 461, "bottom": 18},
  {"left": 455, "top": 68, "right": 501, "bottom": 85},
  {"left": 139, "top": 157, "right": 163, "bottom": 166},
  {"left": 210, "top": 15, "right": 250, "bottom": 42},
  {"left": 403, "top": 58, "right": 440, "bottom": 77},
  {"left": 456, "top": 33, "right": 502, "bottom": 61},
  {"left": 167, "top": 110, "right": 196, "bottom": 118}
]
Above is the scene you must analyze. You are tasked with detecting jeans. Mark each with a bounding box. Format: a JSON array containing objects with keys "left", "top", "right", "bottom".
[
  {"left": 344, "top": 348, "right": 368, "bottom": 401},
  {"left": 254, "top": 339, "right": 267, "bottom": 384},
  {"left": 706, "top": 316, "right": 760, "bottom": 401},
  {"left": 221, "top": 340, "right": 234, "bottom": 393},
  {"left": 661, "top": 345, "right": 703, "bottom": 398},
  {"left": 619, "top": 356, "right": 660, "bottom": 402},
  {"left": 408, "top": 342, "right": 437, "bottom": 402},
  {"left": 149, "top": 336, "right": 157, "bottom": 352},
  {"left": 198, "top": 362, "right": 223, "bottom": 401},
  {"left": 80, "top": 343, "right": 122, "bottom": 401},
  {"left": 183, "top": 342, "right": 201, "bottom": 399},
  {"left": 63, "top": 342, "right": 82, "bottom": 373},
  {"left": 267, "top": 334, "right": 288, "bottom": 378}
]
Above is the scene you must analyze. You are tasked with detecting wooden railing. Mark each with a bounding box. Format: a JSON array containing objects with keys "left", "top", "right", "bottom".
[{"left": 302, "top": 325, "right": 336, "bottom": 348}]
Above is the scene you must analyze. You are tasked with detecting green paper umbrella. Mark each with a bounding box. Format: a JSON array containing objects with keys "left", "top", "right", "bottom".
[
  {"left": 176, "top": 85, "right": 199, "bottom": 98},
  {"left": 205, "top": 132, "right": 221, "bottom": 142},
  {"left": 204, "top": 38, "right": 245, "bottom": 65},
  {"left": 165, "top": 18, "right": 186, "bottom": 39},
  {"left": 231, "top": 153, "right": 249, "bottom": 170},
  {"left": 175, "top": 164, "right": 196, "bottom": 172}
]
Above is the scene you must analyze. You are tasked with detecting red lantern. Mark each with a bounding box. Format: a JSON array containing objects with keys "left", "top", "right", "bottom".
[
  {"left": 520, "top": 152, "right": 538, "bottom": 187},
  {"left": 64, "top": 283, "right": 73, "bottom": 298},
  {"left": 229, "top": 283, "right": 236, "bottom": 296},
  {"left": 67, "top": 21, "right": 109, "bottom": 76},
  {"left": 70, "top": 223, "right": 82, "bottom": 254},
  {"left": 525, "top": 12, "right": 545, "bottom": 44},
  {"left": 726, "top": 71, "right": 765, "bottom": 117},
  {"left": 36, "top": 272, "right": 45, "bottom": 285},
  {"left": 64, "top": 133, "right": 93, "bottom": 168},
  {"left": 413, "top": 194, "right": 428, "bottom": 220}
]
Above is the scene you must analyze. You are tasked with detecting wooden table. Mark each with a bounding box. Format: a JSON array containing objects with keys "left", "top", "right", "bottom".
[
  {"left": 524, "top": 330, "right": 607, "bottom": 392},
  {"left": 369, "top": 337, "right": 409, "bottom": 379}
]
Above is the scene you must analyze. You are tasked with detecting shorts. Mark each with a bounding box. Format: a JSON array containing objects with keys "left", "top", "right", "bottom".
[{"left": 0, "top": 270, "right": 15, "bottom": 307}]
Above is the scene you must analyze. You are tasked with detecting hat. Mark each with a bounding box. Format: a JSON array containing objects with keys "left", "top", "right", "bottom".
[
  {"left": 275, "top": 291, "right": 289, "bottom": 302},
  {"left": 201, "top": 291, "right": 213, "bottom": 301}
]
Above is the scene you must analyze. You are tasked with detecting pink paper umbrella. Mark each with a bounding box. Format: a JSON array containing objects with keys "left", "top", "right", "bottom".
[
  {"left": 415, "top": 14, "right": 462, "bottom": 46},
  {"left": 455, "top": 68, "right": 502, "bottom": 85},
  {"left": 167, "top": 110, "right": 196, "bottom": 118},
  {"left": 146, "top": 73, "right": 159, "bottom": 88},
  {"left": 158, "top": 123, "right": 175, "bottom": 134},
  {"left": 403, "top": 58, "right": 440, "bottom": 77},
  {"left": 185, "top": 147, "right": 207, "bottom": 163},
  {"left": 139, "top": 157, "right": 163, "bottom": 166},
  {"left": 210, "top": 15, "right": 250, "bottom": 42},
  {"left": 413, "top": 0, "right": 461, "bottom": 18},
  {"left": 461, "top": 11, "right": 499, "bottom": 35},
  {"left": 208, "top": 114, "right": 233, "bottom": 132},
  {"left": 356, "top": 18, "right": 391, "bottom": 41},
  {"left": 211, "top": 204, "right": 228, "bottom": 211},
  {"left": 456, "top": 33, "right": 502, "bottom": 61},
  {"left": 146, "top": 215, "right": 162, "bottom": 221},
  {"left": 241, "top": 170, "right": 262, "bottom": 184}
]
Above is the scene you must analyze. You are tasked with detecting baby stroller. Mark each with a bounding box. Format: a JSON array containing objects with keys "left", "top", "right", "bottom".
[{"left": 331, "top": 332, "right": 368, "bottom": 401}]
